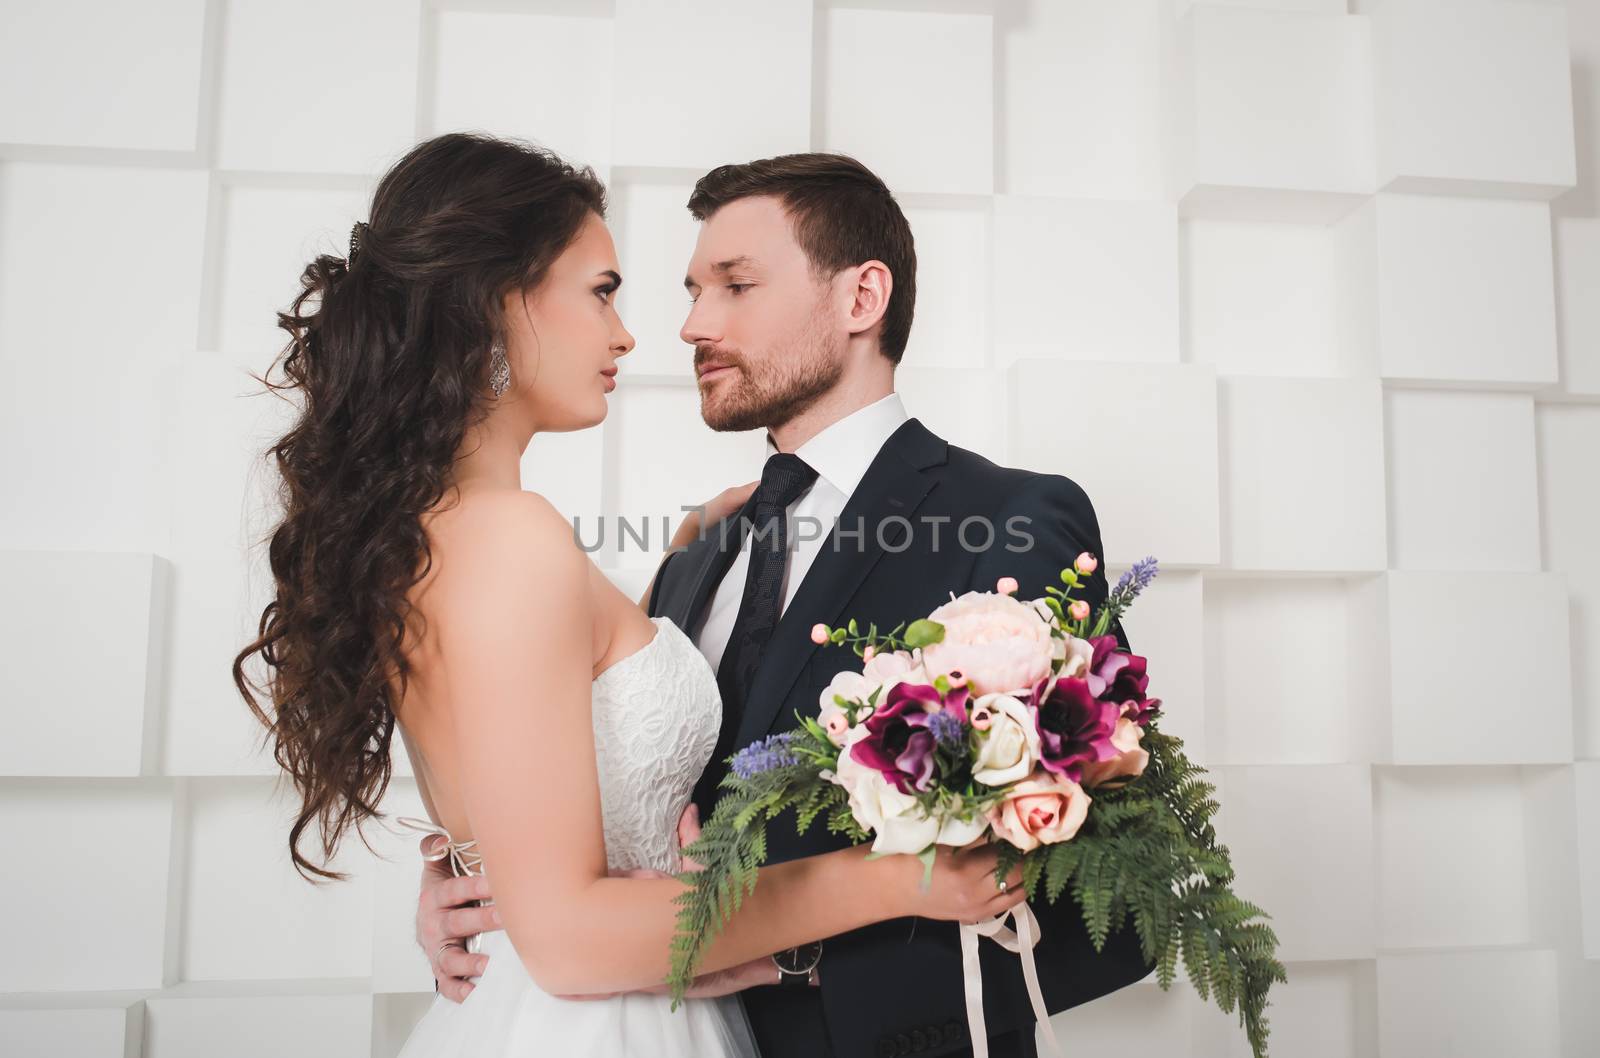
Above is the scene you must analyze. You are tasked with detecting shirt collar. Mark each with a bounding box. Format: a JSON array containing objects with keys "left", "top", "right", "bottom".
[{"left": 763, "top": 392, "right": 908, "bottom": 500}]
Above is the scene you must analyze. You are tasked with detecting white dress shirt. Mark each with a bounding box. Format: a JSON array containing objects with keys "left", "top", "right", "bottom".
[{"left": 692, "top": 391, "right": 909, "bottom": 673}]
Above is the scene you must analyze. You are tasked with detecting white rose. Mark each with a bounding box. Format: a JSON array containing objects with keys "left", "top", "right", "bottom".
[
  {"left": 971, "top": 693, "right": 1040, "bottom": 787},
  {"left": 934, "top": 808, "right": 989, "bottom": 848},
  {"left": 832, "top": 728, "right": 941, "bottom": 855}
]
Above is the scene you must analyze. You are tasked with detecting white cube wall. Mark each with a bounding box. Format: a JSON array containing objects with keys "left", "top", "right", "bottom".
[
  {"left": 994, "top": 198, "right": 1180, "bottom": 364},
  {"left": 427, "top": 9, "right": 613, "bottom": 174},
  {"left": 0, "top": 781, "right": 177, "bottom": 992},
  {"left": 215, "top": 0, "right": 420, "bottom": 175},
  {"left": 1, "top": 2, "right": 1596, "bottom": 1053},
  {"left": 822, "top": 8, "right": 993, "bottom": 197},
  {"left": 1219, "top": 377, "right": 1387, "bottom": 571},
  {"left": 0, "top": 552, "right": 166, "bottom": 777},
  {"left": 1008, "top": 360, "right": 1219, "bottom": 567},
  {"left": 0, "top": 0, "right": 207, "bottom": 154},
  {"left": 1385, "top": 572, "right": 1572, "bottom": 766},
  {"left": 1176, "top": 6, "right": 1376, "bottom": 221},
  {"left": 611, "top": 0, "right": 810, "bottom": 171},
  {"left": 1371, "top": 0, "right": 1576, "bottom": 197},
  {"left": 1385, "top": 390, "right": 1542, "bottom": 572}
]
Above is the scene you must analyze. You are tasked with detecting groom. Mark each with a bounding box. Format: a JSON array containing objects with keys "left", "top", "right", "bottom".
[{"left": 423, "top": 153, "right": 1154, "bottom": 1056}]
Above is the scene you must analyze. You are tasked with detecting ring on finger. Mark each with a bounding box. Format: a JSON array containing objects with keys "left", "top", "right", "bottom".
[
  {"left": 998, "top": 879, "right": 1009, "bottom": 894},
  {"left": 435, "top": 940, "right": 465, "bottom": 966}
]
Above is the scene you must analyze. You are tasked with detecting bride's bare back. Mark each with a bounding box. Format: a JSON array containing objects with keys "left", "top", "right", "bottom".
[{"left": 393, "top": 486, "right": 659, "bottom": 850}]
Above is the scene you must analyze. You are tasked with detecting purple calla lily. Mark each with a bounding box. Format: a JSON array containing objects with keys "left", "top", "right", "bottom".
[
  {"left": 849, "top": 681, "right": 962, "bottom": 793},
  {"left": 1085, "top": 635, "right": 1162, "bottom": 727}
]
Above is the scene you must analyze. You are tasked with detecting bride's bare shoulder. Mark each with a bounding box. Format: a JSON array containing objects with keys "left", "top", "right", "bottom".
[{"left": 425, "top": 488, "right": 585, "bottom": 598}]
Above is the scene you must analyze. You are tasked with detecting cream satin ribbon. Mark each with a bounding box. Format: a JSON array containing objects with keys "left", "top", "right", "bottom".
[
  {"left": 957, "top": 901, "right": 1064, "bottom": 1058},
  {"left": 394, "top": 816, "right": 485, "bottom": 878}
]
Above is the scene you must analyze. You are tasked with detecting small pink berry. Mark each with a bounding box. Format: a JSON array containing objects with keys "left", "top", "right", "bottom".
[
  {"left": 1074, "top": 552, "right": 1098, "bottom": 576},
  {"left": 824, "top": 713, "right": 850, "bottom": 744},
  {"left": 862, "top": 644, "right": 877, "bottom": 662},
  {"left": 996, "top": 576, "right": 1019, "bottom": 595},
  {"left": 971, "top": 706, "right": 993, "bottom": 731},
  {"left": 947, "top": 670, "right": 968, "bottom": 688},
  {"left": 1068, "top": 600, "right": 1090, "bottom": 622},
  {"left": 811, "top": 623, "right": 830, "bottom": 645}
]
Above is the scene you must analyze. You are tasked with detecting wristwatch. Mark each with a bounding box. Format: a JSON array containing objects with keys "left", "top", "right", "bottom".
[{"left": 772, "top": 941, "right": 823, "bottom": 988}]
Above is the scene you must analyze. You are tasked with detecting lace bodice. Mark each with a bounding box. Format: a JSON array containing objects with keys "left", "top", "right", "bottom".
[{"left": 397, "top": 616, "right": 722, "bottom": 877}]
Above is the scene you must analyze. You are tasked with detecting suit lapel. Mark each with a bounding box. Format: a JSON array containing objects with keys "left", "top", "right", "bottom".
[{"left": 733, "top": 418, "right": 947, "bottom": 748}]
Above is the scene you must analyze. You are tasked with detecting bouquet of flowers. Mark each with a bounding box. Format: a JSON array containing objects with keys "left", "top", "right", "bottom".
[{"left": 668, "top": 555, "right": 1286, "bottom": 1058}]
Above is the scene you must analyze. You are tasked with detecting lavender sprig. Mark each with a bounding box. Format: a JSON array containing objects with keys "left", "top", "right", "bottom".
[
  {"left": 730, "top": 732, "right": 799, "bottom": 779},
  {"left": 927, "top": 710, "right": 966, "bottom": 750}
]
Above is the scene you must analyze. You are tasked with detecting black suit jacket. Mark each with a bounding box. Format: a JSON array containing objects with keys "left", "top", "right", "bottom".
[{"left": 647, "top": 418, "right": 1155, "bottom": 1058}]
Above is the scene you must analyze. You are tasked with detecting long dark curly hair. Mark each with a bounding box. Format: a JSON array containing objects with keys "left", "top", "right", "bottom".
[{"left": 233, "top": 133, "right": 607, "bottom": 881}]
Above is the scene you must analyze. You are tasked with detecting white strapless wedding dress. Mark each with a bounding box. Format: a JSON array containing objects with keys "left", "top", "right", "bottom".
[{"left": 394, "top": 615, "right": 757, "bottom": 1057}]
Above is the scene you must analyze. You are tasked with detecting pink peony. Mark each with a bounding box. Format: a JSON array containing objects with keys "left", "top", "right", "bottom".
[{"left": 919, "top": 591, "right": 1056, "bottom": 696}]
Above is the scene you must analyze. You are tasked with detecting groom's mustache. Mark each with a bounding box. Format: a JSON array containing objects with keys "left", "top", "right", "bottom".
[{"left": 694, "top": 346, "right": 745, "bottom": 378}]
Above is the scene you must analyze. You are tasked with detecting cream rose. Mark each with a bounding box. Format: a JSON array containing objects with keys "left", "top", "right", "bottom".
[
  {"left": 832, "top": 728, "right": 941, "bottom": 855},
  {"left": 1078, "top": 716, "right": 1149, "bottom": 789},
  {"left": 919, "top": 591, "right": 1057, "bottom": 696},
  {"left": 986, "top": 772, "right": 1091, "bottom": 852},
  {"left": 970, "top": 692, "right": 1040, "bottom": 787}
]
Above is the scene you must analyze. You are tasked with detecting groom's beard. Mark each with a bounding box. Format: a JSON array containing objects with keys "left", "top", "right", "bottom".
[{"left": 697, "top": 308, "right": 843, "bottom": 434}]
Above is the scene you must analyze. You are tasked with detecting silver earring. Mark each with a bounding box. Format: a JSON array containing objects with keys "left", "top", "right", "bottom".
[{"left": 489, "top": 340, "right": 510, "bottom": 397}]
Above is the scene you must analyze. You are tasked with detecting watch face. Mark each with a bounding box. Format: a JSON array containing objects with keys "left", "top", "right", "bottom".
[{"left": 777, "top": 941, "right": 824, "bottom": 974}]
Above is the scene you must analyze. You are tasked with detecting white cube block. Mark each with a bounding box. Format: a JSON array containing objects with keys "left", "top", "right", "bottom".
[
  {"left": 163, "top": 553, "right": 281, "bottom": 776},
  {"left": 822, "top": 8, "right": 993, "bottom": 196},
  {"left": 165, "top": 359, "right": 297, "bottom": 560},
  {"left": 0, "top": 995, "right": 145, "bottom": 1058},
  {"left": 180, "top": 779, "right": 374, "bottom": 980},
  {"left": 1008, "top": 360, "right": 1219, "bottom": 566},
  {"left": 994, "top": 198, "right": 1180, "bottom": 364},
  {"left": 1538, "top": 403, "right": 1600, "bottom": 575},
  {"left": 1554, "top": 217, "right": 1600, "bottom": 396},
  {"left": 427, "top": 9, "right": 612, "bottom": 173},
  {"left": 0, "top": 163, "right": 208, "bottom": 553},
  {"left": 1377, "top": 949, "right": 1560, "bottom": 1058},
  {"left": 895, "top": 369, "right": 1006, "bottom": 465},
  {"left": 1578, "top": 763, "right": 1600, "bottom": 961},
  {"left": 606, "top": 386, "right": 764, "bottom": 570},
  {"left": 370, "top": 781, "right": 438, "bottom": 994},
  {"left": 1220, "top": 377, "right": 1387, "bottom": 571},
  {"left": 1374, "top": 766, "right": 1532, "bottom": 949},
  {"left": 1191, "top": 959, "right": 1377, "bottom": 1058},
  {"left": 1371, "top": 0, "right": 1576, "bottom": 197},
  {"left": 1045, "top": 980, "right": 1190, "bottom": 1052},
  {"left": 372, "top": 992, "right": 434, "bottom": 1058},
  {"left": 213, "top": 182, "right": 372, "bottom": 359},
  {"left": 1180, "top": 0, "right": 1347, "bottom": 11},
  {"left": 611, "top": 172, "right": 705, "bottom": 379},
  {"left": 0, "top": 780, "right": 176, "bottom": 991},
  {"left": 0, "top": 0, "right": 206, "bottom": 152},
  {"left": 1372, "top": 195, "right": 1558, "bottom": 387},
  {"left": 1213, "top": 766, "right": 1375, "bottom": 960},
  {"left": 0, "top": 552, "right": 165, "bottom": 776},
  {"left": 1385, "top": 572, "right": 1571, "bottom": 765},
  {"left": 216, "top": 0, "right": 420, "bottom": 174},
  {"left": 1204, "top": 577, "right": 1385, "bottom": 764},
  {"left": 1182, "top": 217, "right": 1378, "bottom": 378},
  {"left": 1385, "top": 390, "right": 1541, "bottom": 572},
  {"left": 1570, "top": 571, "right": 1600, "bottom": 762},
  {"left": 1001, "top": 0, "right": 1168, "bottom": 201},
  {"left": 611, "top": 0, "right": 810, "bottom": 170},
  {"left": 1175, "top": 7, "right": 1375, "bottom": 221},
  {"left": 900, "top": 200, "right": 990, "bottom": 369},
  {"left": 1113, "top": 570, "right": 1207, "bottom": 762},
  {"left": 144, "top": 987, "right": 373, "bottom": 1058}
]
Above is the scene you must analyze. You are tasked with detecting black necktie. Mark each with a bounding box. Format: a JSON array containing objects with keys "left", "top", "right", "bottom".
[{"left": 713, "top": 452, "right": 819, "bottom": 757}]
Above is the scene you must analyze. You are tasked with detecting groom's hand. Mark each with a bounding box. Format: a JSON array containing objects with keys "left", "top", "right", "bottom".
[{"left": 415, "top": 835, "right": 496, "bottom": 1003}]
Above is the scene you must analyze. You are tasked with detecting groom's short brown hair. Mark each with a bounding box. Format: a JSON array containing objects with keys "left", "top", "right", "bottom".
[{"left": 686, "top": 153, "right": 917, "bottom": 365}]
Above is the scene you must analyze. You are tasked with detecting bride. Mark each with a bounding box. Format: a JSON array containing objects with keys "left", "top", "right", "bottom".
[{"left": 232, "top": 132, "right": 1025, "bottom": 1056}]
